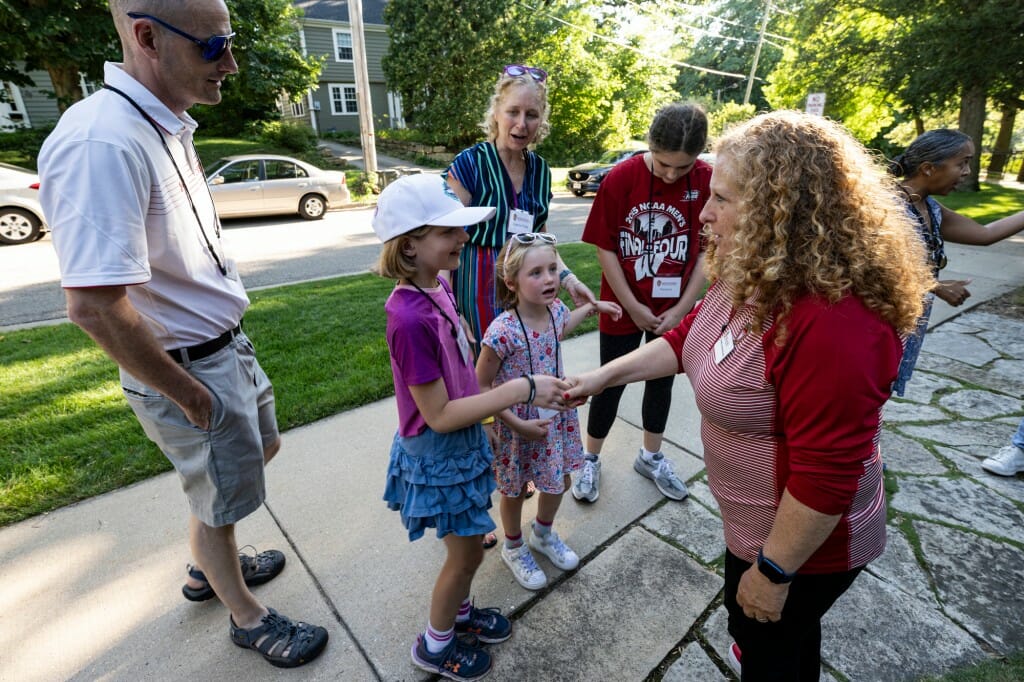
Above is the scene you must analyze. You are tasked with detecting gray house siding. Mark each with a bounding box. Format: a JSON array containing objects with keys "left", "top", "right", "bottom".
[{"left": 302, "top": 21, "right": 396, "bottom": 134}]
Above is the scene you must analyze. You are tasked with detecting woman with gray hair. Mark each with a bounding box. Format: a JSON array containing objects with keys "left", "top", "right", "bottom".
[{"left": 889, "top": 129, "right": 1024, "bottom": 398}]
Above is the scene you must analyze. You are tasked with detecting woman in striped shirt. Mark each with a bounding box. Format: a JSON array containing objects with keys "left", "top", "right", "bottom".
[{"left": 565, "top": 111, "right": 934, "bottom": 680}]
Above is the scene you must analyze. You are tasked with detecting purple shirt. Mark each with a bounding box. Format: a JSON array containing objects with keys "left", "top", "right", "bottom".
[{"left": 385, "top": 281, "right": 479, "bottom": 437}]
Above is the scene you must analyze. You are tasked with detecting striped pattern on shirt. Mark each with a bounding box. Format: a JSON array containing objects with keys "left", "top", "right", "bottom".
[{"left": 665, "top": 281, "right": 898, "bottom": 574}]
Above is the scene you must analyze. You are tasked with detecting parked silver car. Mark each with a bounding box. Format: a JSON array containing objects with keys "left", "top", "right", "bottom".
[
  {"left": 205, "top": 154, "right": 350, "bottom": 220},
  {"left": 0, "top": 162, "right": 47, "bottom": 245}
]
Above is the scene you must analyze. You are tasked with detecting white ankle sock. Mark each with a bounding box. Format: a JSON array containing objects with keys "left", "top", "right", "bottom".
[
  {"left": 641, "top": 447, "right": 659, "bottom": 462},
  {"left": 425, "top": 623, "right": 454, "bottom": 654}
]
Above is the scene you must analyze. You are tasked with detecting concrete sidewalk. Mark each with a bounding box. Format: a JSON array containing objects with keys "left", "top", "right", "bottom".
[{"left": 2, "top": 238, "right": 1023, "bottom": 681}]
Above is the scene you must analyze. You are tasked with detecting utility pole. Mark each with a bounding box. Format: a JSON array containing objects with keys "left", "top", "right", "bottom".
[
  {"left": 744, "top": 0, "right": 771, "bottom": 106},
  {"left": 349, "top": 0, "right": 377, "bottom": 176}
]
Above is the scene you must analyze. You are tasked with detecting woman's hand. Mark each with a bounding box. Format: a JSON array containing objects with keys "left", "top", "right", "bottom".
[
  {"left": 934, "top": 279, "right": 972, "bottom": 306},
  {"left": 530, "top": 374, "right": 571, "bottom": 410},
  {"left": 566, "top": 277, "right": 597, "bottom": 308},
  {"left": 736, "top": 565, "right": 789, "bottom": 623},
  {"left": 561, "top": 373, "right": 603, "bottom": 408}
]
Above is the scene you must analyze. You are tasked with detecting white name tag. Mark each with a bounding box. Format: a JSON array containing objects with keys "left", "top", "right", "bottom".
[
  {"left": 536, "top": 407, "right": 559, "bottom": 421},
  {"left": 652, "top": 276, "right": 682, "bottom": 298},
  {"left": 456, "top": 326, "right": 471, "bottom": 365},
  {"left": 713, "top": 328, "right": 735, "bottom": 364},
  {"left": 508, "top": 209, "right": 533, "bottom": 234}
]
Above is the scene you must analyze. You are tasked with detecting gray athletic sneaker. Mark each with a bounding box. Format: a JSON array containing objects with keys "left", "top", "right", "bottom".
[
  {"left": 633, "top": 450, "right": 688, "bottom": 500},
  {"left": 571, "top": 454, "right": 601, "bottom": 502}
]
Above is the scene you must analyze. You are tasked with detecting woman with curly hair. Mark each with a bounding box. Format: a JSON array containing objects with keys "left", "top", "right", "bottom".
[{"left": 565, "top": 111, "right": 934, "bottom": 680}]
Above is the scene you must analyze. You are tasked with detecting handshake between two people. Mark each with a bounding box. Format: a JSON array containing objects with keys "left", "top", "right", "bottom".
[{"left": 524, "top": 373, "right": 610, "bottom": 412}]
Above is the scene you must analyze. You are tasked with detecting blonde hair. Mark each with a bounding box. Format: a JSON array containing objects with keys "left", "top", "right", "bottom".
[
  {"left": 374, "top": 226, "right": 432, "bottom": 280},
  {"left": 479, "top": 75, "right": 550, "bottom": 146},
  {"left": 495, "top": 239, "right": 558, "bottom": 308},
  {"left": 706, "top": 110, "right": 934, "bottom": 343}
]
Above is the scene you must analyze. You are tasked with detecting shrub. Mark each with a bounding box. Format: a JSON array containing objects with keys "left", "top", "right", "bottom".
[{"left": 247, "top": 120, "right": 318, "bottom": 153}]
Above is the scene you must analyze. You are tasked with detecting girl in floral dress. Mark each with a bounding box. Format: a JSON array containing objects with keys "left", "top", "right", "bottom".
[{"left": 476, "top": 233, "right": 621, "bottom": 590}]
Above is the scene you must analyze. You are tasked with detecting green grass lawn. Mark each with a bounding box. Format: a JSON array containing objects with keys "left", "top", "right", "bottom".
[{"left": 0, "top": 244, "right": 602, "bottom": 526}]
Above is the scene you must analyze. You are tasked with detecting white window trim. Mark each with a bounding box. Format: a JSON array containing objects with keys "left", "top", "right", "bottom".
[
  {"left": 328, "top": 83, "right": 358, "bottom": 116},
  {"left": 332, "top": 28, "right": 353, "bottom": 62}
]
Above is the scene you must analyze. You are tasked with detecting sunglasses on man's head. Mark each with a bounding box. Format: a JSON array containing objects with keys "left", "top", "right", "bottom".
[
  {"left": 502, "top": 64, "right": 548, "bottom": 83},
  {"left": 127, "top": 11, "right": 236, "bottom": 62}
]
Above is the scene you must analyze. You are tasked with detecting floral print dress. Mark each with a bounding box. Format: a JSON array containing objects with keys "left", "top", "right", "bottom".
[{"left": 481, "top": 300, "right": 585, "bottom": 496}]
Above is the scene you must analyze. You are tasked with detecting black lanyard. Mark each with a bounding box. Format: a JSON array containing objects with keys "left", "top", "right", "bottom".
[
  {"left": 514, "top": 306, "right": 559, "bottom": 377},
  {"left": 102, "top": 84, "right": 227, "bottom": 276},
  {"left": 409, "top": 279, "right": 460, "bottom": 339}
]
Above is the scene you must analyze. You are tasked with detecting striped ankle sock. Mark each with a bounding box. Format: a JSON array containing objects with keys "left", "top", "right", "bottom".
[
  {"left": 505, "top": 532, "right": 523, "bottom": 550},
  {"left": 533, "top": 517, "right": 553, "bottom": 537},
  {"left": 455, "top": 599, "right": 472, "bottom": 623},
  {"left": 425, "top": 622, "right": 454, "bottom": 654}
]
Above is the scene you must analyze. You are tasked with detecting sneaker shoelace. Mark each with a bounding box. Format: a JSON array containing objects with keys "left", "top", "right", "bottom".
[
  {"left": 468, "top": 605, "right": 501, "bottom": 630},
  {"left": 654, "top": 457, "right": 680, "bottom": 483},
  {"left": 518, "top": 547, "right": 542, "bottom": 575},
  {"left": 578, "top": 461, "right": 595, "bottom": 488},
  {"left": 444, "top": 639, "right": 481, "bottom": 668},
  {"left": 546, "top": 532, "right": 570, "bottom": 560}
]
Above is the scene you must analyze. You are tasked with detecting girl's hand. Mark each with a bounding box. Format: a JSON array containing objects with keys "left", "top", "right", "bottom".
[
  {"left": 483, "top": 422, "right": 500, "bottom": 452},
  {"left": 653, "top": 306, "right": 686, "bottom": 336},
  {"left": 595, "top": 301, "right": 622, "bottom": 321},
  {"left": 530, "top": 374, "right": 571, "bottom": 410},
  {"left": 512, "top": 418, "right": 552, "bottom": 440},
  {"left": 934, "top": 279, "right": 972, "bottom": 307}
]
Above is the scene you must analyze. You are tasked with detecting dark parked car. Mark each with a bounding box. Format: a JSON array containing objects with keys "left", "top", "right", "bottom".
[
  {"left": 0, "top": 162, "right": 47, "bottom": 245},
  {"left": 205, "top": 154, "right": 350, "bottom": 220},
  {"left": 565, "top": 149, "right": 645, "bottom": 197}
]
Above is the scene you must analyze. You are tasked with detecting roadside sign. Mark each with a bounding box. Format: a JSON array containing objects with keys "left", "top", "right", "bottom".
[{"left": 806, "top": 92, "right": 826, "bottom": 116}]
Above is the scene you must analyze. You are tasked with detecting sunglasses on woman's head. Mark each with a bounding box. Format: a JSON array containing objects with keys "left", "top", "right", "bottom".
[
  {"left": 127, "top": 12, "right": 236, "bottom": 62},
  {"left": 502, "top": 64, "right": 548, "bottom": 83}
]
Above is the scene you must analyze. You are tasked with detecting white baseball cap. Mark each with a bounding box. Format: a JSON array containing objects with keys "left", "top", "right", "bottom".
[{"left": 371, "top": 174, "right": 496, "bottom": 242}]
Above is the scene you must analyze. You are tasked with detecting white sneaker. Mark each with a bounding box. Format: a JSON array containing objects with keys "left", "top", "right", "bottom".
[
  {"left": 528, "top": 527, "right": 580, "bottom": 570},
  {"left": 500, "top": 543, "right": 547, "bottom": 590},
  {"left": 633, "top": 450, "right": 689, "bottom": 500},
  {"left": 572, "top": 455, "right": 601, "bottom": 502},
  {"left": 981, "top": 444, "right": 1024, "bottom": 476}
]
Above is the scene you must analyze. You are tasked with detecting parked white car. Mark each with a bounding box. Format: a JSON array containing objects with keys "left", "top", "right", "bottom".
[
  {"left": 0, "top": 162, "right": 47, "bottom": 245},
  {"left": 205, "top": 154, "right": 350, "bottom": 220}
]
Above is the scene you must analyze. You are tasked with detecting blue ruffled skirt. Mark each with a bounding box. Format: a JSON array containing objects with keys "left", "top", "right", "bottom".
[{"left": 383, "top": 424, "right": 497, "bottom": 541}]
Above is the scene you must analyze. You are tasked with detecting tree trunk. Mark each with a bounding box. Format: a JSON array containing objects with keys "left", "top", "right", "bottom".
[
  {"left": 957, "top": 82, "right": 986, "bottom": 192},
  {"left": 986, "top": 106, "right": 1016, "bottom": 180},
  {"left": 44, "top": 63, "right": 83, "bottom": 114}
]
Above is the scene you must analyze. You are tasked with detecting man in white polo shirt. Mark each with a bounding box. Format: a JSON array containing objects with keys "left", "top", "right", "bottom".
[{"left": 38, "top": 0, "right": 327, "bottom": 668}]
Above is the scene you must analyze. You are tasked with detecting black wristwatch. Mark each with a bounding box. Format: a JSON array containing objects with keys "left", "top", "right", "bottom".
[{"left": 757, "top": 548, "right": 796, "bottom": 584}]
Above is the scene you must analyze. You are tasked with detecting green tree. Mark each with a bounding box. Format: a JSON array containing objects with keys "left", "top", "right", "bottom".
[
  {"left": 192, "top": 0, "right": 322, "bottom": 134},
  {"left": 382, "top": 0, "right": 540, "bottom": 148},
  {"left": 383, "top": 0, "right": 679, "bottom": 163},
  {"left": 0, "top": 0, "right": 118, "bottom": 111}
]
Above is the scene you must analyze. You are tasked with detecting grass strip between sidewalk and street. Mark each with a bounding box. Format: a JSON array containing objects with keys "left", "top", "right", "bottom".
[{"left": 0, "top": 243, "right": 602, "bottom": 527}]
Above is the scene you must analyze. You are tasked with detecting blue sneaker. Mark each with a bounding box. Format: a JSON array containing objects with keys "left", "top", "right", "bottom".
[
  {"left": 411, "top": 633, "right": 492, "bottom": 681},
  {"left": 455, "top": 602, "right": 512, "bottom": 644}
]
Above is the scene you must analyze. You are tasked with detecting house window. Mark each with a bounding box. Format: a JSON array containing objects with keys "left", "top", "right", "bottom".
[
  {"left": 329, "top": 84, "right": 358, "bottom": 116},
  {"left": 333, "top": 29, "right": 353, "bottom": 61}
]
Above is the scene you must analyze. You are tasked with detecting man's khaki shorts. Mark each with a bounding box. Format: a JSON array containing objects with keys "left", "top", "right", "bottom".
[{"left": 120, "top": 333, "right": 278, "bottom": 526}]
